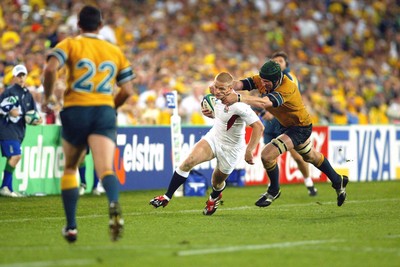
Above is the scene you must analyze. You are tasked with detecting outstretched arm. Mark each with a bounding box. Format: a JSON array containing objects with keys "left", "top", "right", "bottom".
[{"left": 221, "top": 92, "right": 273, "bottom": 110}]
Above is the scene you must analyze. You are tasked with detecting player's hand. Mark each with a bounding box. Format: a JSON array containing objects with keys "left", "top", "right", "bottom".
[
  {"left": 9, "top": 107, "right": 20, "bottom": 118},
  {"left": 31, "top": 116, "right": 43, "bottom": 125},
  {"left": 42, "top": 96, "right": 56, "bottom": 113},
  {"left": 202, "top": 108, "right": 214, "bottom": 118},
  {"left": 221, "top": 91, "right": 238, "bottom": 106},
  {"left": 245, "top": 150, "right": 254, "bottom": 165}
]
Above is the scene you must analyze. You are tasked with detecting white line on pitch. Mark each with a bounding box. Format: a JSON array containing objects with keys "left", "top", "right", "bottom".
[
  {"left": 0, "top": 198, "right": 398, "bottom": 224},
  {"left": 0, "top": 259, "right": 97, "bottom": 267},
  {"left": 177, "top": 239, "right": 343, "bottom": 256}
]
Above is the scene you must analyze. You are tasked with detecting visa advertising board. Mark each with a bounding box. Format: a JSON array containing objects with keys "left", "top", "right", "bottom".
[{"left": 329, "top": 126, "right": 399, "bottom": 182}]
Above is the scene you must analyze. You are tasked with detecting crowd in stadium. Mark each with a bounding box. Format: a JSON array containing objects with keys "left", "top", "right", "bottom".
[{"left": 0, "top": 0, "right": 399, "bottom": 126}]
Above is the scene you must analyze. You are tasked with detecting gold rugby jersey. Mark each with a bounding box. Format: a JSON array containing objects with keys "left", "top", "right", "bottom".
[
  {"left": 48, "top": 33, "right": 135, "bottom": 108},
  {"left": 286, "top": 70, "right": 299, "bottom": 89},
  {"left": 250, "top": 75, "right": 312, "bottom": 128}
]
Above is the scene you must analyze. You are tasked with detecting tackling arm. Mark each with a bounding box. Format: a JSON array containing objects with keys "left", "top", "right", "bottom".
[{"left": 222, "top": 92, "right": 273, "bottom": 110}]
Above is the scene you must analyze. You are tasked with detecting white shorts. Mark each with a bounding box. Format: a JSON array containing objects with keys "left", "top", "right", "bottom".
[{"left": 203, "top": 132, "right": 245, "bottom": 174}]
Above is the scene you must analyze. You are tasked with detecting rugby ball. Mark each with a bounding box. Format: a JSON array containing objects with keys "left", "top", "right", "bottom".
[
  {"left": 201, "top": 94, "right": 217, "bottom": 114},
  {"left": 25, "top": 110, "right": 40, "bottom": 125}
]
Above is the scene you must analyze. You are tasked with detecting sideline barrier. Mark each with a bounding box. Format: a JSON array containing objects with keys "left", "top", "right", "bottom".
[{"left": 0, "top": 125, "right": 399, "bottom": 195}]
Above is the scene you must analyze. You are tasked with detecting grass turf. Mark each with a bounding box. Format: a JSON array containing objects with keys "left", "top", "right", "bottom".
[{"left": 0, "top": 180, "right": 399, "bottom": 267}]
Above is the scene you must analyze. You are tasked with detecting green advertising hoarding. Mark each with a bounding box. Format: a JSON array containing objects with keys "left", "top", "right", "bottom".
[{"left": 0, "top": 125, "right": 95, "bottom": 196}]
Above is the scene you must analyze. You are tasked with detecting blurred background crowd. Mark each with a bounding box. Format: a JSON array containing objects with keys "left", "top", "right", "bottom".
[{"left": 0, "top": 0, "right": 399, "bottom": 126}]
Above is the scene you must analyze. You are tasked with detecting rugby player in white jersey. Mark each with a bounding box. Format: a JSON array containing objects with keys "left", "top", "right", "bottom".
[{"left": 150, "top": 72, "right": 264, "bottom": 215}]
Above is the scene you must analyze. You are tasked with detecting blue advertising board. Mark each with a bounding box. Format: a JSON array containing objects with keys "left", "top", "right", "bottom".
[{"left": 115, "top": 126, "right": 213, "bottom": 191}]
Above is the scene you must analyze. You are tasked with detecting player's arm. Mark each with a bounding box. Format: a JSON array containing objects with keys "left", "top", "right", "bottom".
[
  {"left": 0, "top": 94, "right": 21, "bottom": 121},
  {"left": 9, "top": 107, "right": 20, "bottom": 118},
  {"left": 114, "top": 80, "right": 135, "bottom": 109},
  {"left": 43, "top": 56, "right": 60, "bottom": 106},
  {"left": 209, "top": 79, "right": 246, "bottom": 94},
  {"left": 222, "top": 75, "right": 277, "bottom": 109},
  {"left": 222, "top": 92, "right": 274, "bottom": 110},
  {"left": 245, "top": 119, "right": 264, "bottom": 165},
  {"left": 233, "top": 80, "right": 244, "bottom": 90},
  {"left": 201, "top": 108, "right": 214, "bottom": 119},
  {"left": 202, "top": 82, "right": 216, "bottom": 118},
  {"left": 259, "top": 110, "right": 275, "bottom": 121}
]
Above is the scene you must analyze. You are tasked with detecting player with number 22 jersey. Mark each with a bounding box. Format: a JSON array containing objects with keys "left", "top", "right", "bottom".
[{"left": 49, "top": 33, "right": 134, "bottom": 107}]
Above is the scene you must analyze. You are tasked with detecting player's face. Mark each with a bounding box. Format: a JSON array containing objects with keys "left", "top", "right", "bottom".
[
  {"left": 213, "top": 81, "right": 232, "bottom": 99},
  {"left": 273, "top": 56, "right": 286, "bottom": 70},
  {"left": 260, "top": 78, "right": 274, "bottom": 91}
]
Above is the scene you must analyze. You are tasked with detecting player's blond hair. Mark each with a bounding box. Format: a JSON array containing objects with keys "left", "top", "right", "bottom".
[{"left": 215, "top": 72, "right": 234, "bottom": 88}]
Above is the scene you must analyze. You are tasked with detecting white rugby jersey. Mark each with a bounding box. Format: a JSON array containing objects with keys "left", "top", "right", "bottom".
[{"left": 208, "top": 100, "right": 260, "bottom": 148}]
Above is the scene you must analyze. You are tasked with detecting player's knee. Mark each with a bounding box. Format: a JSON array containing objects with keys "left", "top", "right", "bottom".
[
  {"left": 301, "top": 154, "right": 313, "bottom": 163},
  {"left": 99, "top": 170, "right": 115, "bottom": 180},
  {"left": 271, "top": 138, "right": 288, "bottom": 155},
  {"left": 8, "top": 155, "right": 21, "bottom": 166},
  {"left": 181, "top": 156, "right": 198, "bottom": 171},
  {"left": 262, "top": 158, "right": 277, "bottom": 171}
]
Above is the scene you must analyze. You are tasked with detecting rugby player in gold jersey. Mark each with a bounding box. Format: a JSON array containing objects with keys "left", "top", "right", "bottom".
[
  {"left": 43, "top": 5, "right": 135, "bottom": 243},
  {"left": 219, "top": 60, "right": 348, "bottom": 208}
]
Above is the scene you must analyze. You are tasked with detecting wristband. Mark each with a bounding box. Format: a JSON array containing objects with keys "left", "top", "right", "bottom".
[{"left": 237, "top": 94, "right": 241, "bottom": 102}]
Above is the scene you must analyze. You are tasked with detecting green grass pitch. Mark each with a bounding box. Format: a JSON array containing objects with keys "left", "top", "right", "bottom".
[{"left": 0, "top": 181, "right": 399, "bottom": 267}]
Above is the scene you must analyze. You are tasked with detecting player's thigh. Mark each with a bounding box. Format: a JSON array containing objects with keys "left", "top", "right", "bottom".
[
  {"left": 88, "top": 134, "right": 115, "bottom": 175},
  {"left": 0, "top": 140, "right": 21, "bottom": 158},
  {"left": 90, "top": 106, "right": 117, "bottom": 143},
  {"left": 87, "top": 106, "right": 117, "bottom": 175},
  {"left": 62, "top": 138, "right": 86, "bottom": 171},
  {"left": 286, "top": 125, "right": 312, "bottom": 147},
  {"left": 216, "top": 145, "right": 245, "bottom": 174},
  {"left": 60, "top": 106, "right": 116, "bottom": 146},
  {"left": 60, "top": 107, "right": 91, "bottom": 146},
  {"left": 182, "top": 139, "right": 214, "bottom": 167},
  {"left": 61, "top": 106, "right": 116, "bottom": 172},
  {"left": 261, "top": 134, "right": 293, "bottom": 161}
]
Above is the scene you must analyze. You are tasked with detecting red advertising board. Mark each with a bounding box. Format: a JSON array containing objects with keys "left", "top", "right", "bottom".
[{"left": 244, "top": 126, "right": 329, "bottom": 186}]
